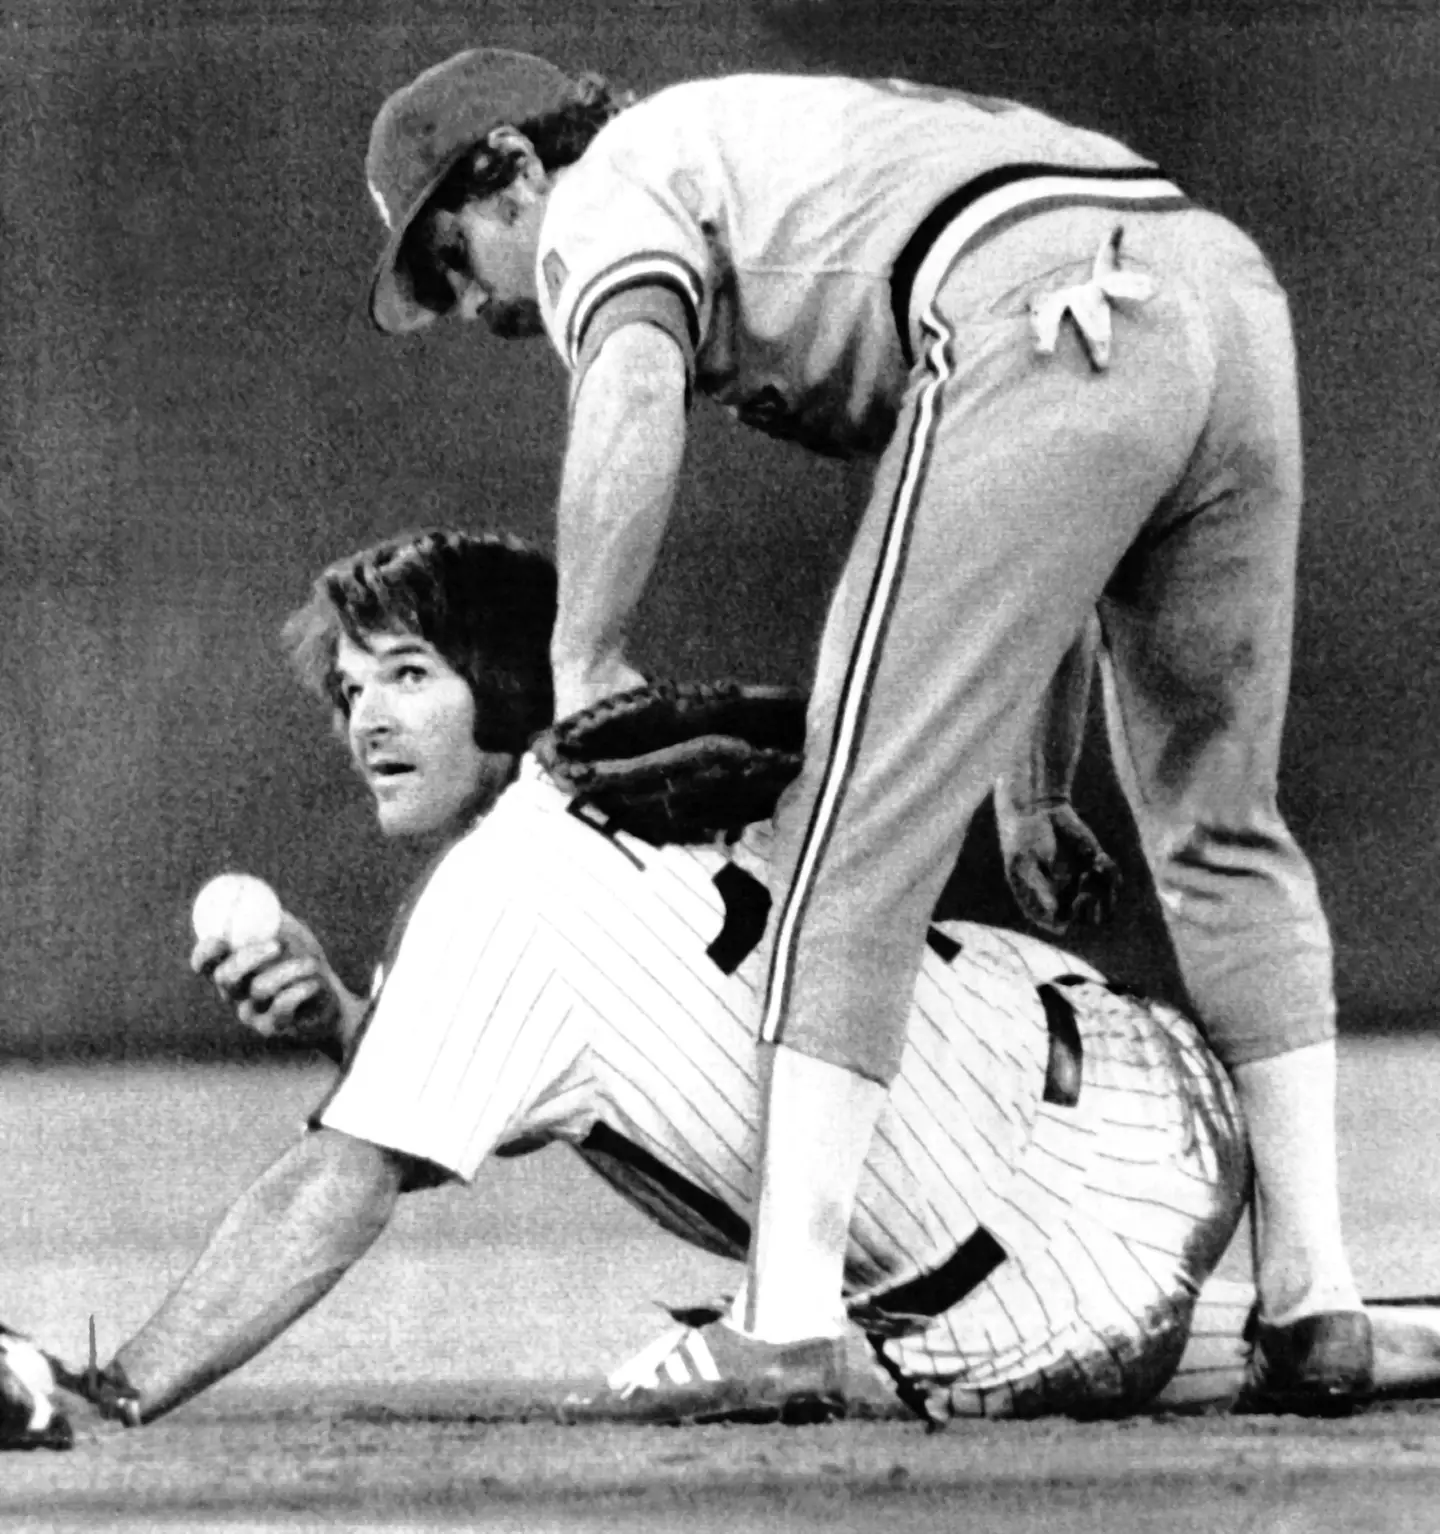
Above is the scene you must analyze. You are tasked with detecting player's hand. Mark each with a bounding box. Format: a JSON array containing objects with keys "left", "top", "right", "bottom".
[
  {"left": 995, "top": 795, "right": 1121, "bottom": 936},
  {"left": 551, "top": 654, "right": 648, "bottom": 720},
  {"left": 190, "top": 910, "right": 360, "bottom": 1049}
]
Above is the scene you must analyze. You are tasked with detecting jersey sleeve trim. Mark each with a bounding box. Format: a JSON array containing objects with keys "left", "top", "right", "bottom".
[
  {"left": 566, "top": 251, "right": 705, "bottom": 368},
  {"left": 573, "top": 282, "right": 698, "bottom": 393}
]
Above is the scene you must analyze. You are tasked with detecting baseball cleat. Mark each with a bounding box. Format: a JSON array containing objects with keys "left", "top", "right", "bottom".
[
  {"left": 0, "top": 1326, "right": 74, "bottom": 1451},
  {"left": 560, "top": 1311, "right": 848, "bottom": 1425},
  {"left": 1238, "top": 1307, "right": 1374, "bottom": 1416}
]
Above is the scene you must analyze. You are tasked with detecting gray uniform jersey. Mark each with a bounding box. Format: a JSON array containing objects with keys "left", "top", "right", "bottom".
[{"left": 537, "top": 73, "right": 1155, "bottom": 456}]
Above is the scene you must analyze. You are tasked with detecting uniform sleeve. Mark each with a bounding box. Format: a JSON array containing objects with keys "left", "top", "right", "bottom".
[
  {"left": 313, "top": 811, "right": 597, "bottom": 1182},
  {"left": 538, "top": 134, "right": 713, "bottom": 392}
]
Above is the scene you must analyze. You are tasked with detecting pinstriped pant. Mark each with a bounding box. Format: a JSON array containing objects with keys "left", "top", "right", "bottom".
[{"left": 761, "top": 202, "right": 1334, "bottom": 1084}]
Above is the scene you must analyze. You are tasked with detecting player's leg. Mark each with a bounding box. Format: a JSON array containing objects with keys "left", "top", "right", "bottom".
[
  {"left": 1362, "top": 1298, "right": 1440, "bottom": 1399},
  {"left": 872, "top": 1226, "right": 1200, "bottom": 1422},
  {"left": 552, "top": 1279, "right": 1440, "bottom": 1424},
  {"left": 1095, "top": 222, "right": 1367, "bottom": 1405},
  {"left": 1162, "top": 1281, "right": 1440, "bottom": 1411},
  {"left": 740, "top": 212, "right": 1217, "bottom": 1360},
  {"left": 869, "top": 970, "right": 1251, "bottom": 1423},
  {"left": 1097, "top": 636, "right": 1356, "bottom": 1338}
]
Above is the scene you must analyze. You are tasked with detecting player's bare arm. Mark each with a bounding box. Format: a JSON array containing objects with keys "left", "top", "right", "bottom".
[
  {"left": 359, "top": 54, "right": 693, "bottom": 721},
  {"left": 1005, "top": 615, "right": 1100, "bottom": 814},
  {"left": 994, "top": 615, "right": 1120, "bottom": 933},
  {"left": 61, "top": 1129, "right": 406, "bottom": 1429},
  {"left": 551, "top": 323, "right": 690, "bottom": 717}
]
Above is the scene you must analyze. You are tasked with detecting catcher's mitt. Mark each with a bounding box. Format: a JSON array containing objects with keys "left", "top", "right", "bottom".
[{"left": 534, "top": 681, "right": 808, "bottom": 845}]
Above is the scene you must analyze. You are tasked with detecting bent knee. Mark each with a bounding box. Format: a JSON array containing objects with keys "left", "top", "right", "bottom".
[{"left": 1144, "top": 808, "right": 1321, "bottom": 922}]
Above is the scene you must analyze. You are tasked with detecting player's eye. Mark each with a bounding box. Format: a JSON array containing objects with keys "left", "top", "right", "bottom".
[
  {"left": 415, "top": 215, "right": 470, "bottom": 279},
  {"left": 438, "top": 238, "right": 470, "bottom": 278}
]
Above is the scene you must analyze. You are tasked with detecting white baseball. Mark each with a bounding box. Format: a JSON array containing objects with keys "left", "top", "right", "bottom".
[{"left": 192, "top": 873, "right": 283, "bottom": 948}]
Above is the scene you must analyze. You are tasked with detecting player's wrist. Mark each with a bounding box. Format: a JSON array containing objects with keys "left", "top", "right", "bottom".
[
  {"left": 995, "top": 779, "right": 1071, "bottom": 819},
  {"left": 54, "top": 1356, "right": 143, "bottom": 1428},
  {"left": 551, "top": 650, "right": 645, "bottom": 717}
]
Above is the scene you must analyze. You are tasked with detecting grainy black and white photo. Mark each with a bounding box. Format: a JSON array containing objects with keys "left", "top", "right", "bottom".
[{"left": 2, "top": 1, "right": 1438, "bottom": 1529}]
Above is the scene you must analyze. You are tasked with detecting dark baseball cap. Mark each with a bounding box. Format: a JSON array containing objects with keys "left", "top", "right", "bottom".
[{"left": 366, "top": 48, "right": 580, "bottom": 335}]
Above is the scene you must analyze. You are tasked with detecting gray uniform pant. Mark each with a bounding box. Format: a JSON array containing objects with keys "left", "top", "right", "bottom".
[{"left": 762, "top": 202, "right": 1333, "bottom": 1084}]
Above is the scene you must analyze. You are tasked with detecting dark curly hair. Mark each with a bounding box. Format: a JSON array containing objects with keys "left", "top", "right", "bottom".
[
  {"left": 401, "top": 71, "right": 634, "bottom": 317},
  {"left": 283, "top": 528, "right": 556, "bottom": 753}
]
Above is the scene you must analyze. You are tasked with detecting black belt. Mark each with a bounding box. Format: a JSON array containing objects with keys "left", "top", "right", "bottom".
[{"left": 889, "top": 162, "right": 1188, "bottom": 366}]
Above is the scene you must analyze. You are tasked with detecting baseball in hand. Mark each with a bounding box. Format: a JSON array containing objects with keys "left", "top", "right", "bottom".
[{"left": 191, "top": 872, "right": 283, "bottom": 949}]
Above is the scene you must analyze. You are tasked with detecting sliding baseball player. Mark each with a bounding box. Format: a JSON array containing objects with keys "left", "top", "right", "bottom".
[
  {"left": 0, "top": 526, "right": 1250, "bottom": 1442},
  {"left": 7, "top": 527, "right": 1433, "bottom": 1447}
]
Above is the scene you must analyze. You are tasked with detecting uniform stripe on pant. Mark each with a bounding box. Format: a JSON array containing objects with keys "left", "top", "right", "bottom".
[{"left": 761, "top": 307, "right": 956, "bottom": 1045}]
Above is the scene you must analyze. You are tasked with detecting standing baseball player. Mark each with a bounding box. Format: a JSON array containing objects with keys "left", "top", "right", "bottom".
[
  {"left": 361, "top": 50, "right": 1371, "bottom": 1414},
  {"left": 0, "top": 526, "right": 1303, "bottom": 1443}
]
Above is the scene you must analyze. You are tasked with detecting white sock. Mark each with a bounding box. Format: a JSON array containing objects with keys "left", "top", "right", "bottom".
[
  {"left": 730, "top": 1044, "right": 888, "bottom": 1345},
  {"left": 1234, "top": 1040, "right": 1362, "bottom": 1322}
]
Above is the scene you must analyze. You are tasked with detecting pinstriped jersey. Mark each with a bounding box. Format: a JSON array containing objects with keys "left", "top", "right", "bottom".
[
  {"left": 536, "top": 73, "right": 1156, "bottom": 457},
  {"left": 317, "top": 757, "right": 1245, "bottom": 1323}
]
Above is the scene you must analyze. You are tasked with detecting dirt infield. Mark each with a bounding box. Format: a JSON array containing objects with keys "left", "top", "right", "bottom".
[
  {"left": 6, "top": 1392, "right": 1440, "bottom": 1533},
  {"left": 3, "top": 1051, "right": 1440, "bottom": 1531}
]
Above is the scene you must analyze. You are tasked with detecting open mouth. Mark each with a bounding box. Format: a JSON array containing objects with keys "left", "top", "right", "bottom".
[{"left": 368, "top": 762, "right": 416, "bottom": 784}]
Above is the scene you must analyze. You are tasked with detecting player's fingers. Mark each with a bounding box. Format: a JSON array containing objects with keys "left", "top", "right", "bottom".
[
  {"left": 235, "top": 998, "right": 276, "bottom": 1038},
  {"left": 210, "top": 940, "right": 285, "bottom": 1000},
  {"left": 1012, "top": 863, "right": 1064, "bottom": 932},
  {"left": 1095, "top": 861, "right": 1123, "bottom": 924},
  {"left": 247, "top": 961, "right": 325, "bottom": 1011},
  {"left": 273, "top": 976, "right": 326, "bottom": 1010},
  {"left": 1071, "top": 863, "right": 1122, "bottom": 929},
  {"left": 190, "top": 936, "right": 231, "bottom": 976},
  {"left": 266, "top": 979, "right": 333, "bottom": 1033},
  {"left": 1067, "top": 889, "right": 1098, "bottom": 929}
]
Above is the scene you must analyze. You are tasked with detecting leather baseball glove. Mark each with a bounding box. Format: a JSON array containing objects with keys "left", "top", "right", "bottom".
[{"left": 533, "top": 681, "right": 807, "bottom": 845}]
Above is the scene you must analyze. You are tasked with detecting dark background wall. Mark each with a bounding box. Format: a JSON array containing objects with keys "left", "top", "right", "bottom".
[{"left": 1, "top": 0, "right": 1436, "bottom": 1055}]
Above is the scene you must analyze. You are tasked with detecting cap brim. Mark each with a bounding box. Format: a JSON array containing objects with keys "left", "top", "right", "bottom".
[
  {"left": 366, "top": 151, "right": 469, "bottom": 335},
  {"left": 369, "top": 244, "right": 441, "bottom": 336}
]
